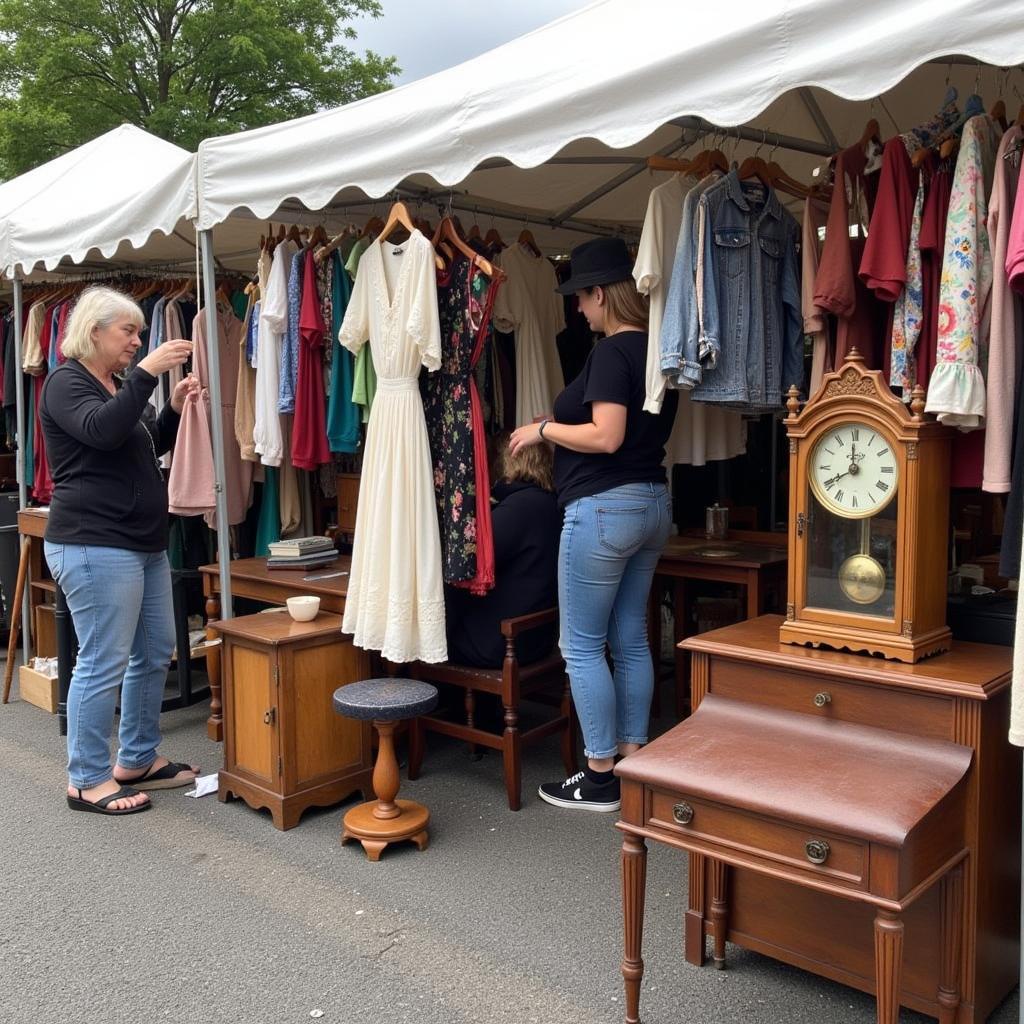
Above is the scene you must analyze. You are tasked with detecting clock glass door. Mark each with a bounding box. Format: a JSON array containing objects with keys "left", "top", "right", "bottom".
[{"left": 804, "top": 422, "right": 900, "bottom": 620}]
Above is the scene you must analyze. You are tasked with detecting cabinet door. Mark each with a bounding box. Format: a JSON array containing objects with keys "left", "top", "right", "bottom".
[
  {"left": 226, "top": 643, "right": 279, "bottom": 786},
  {"left": 280, "top": 636, "right": 371, "bottom": 790}
]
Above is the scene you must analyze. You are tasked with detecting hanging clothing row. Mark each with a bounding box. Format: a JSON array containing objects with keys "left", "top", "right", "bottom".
[{"left": 233, "top": 210, "right": 567, "bottom": 663}]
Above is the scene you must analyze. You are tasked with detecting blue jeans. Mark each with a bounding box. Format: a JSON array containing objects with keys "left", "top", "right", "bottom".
[
  {"left": 43, "top": 543, "right": 176, "bottom": 789},
  {"left": 558, "top": 483, "right": 673, "bottom": 760}
]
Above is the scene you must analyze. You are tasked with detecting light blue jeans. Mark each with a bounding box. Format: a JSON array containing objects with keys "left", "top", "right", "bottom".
[
  {"left": 43, "top": 542, "right": 176, "bottom": 789},
  {"left": 558, "top": 482, "right": 673, "bottom": 760}
]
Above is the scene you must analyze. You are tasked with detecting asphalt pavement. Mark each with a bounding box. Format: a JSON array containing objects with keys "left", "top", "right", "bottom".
[{"left": 1, "top": 670, "right": 1018, "bottom": 1024}]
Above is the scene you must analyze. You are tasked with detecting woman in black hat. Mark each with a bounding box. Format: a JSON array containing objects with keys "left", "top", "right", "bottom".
[{"left": 510, "top": 237, "right": 678, "bottom": 812}]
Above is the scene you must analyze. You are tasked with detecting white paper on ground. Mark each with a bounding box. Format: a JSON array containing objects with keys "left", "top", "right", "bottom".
[{"left": 184, "top": 773, "right": 219, "bottom": 798}]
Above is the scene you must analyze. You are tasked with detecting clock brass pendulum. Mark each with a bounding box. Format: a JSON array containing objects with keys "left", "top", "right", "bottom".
[{"left": 838, "top": 520, "right": 885, "bottom": 605}]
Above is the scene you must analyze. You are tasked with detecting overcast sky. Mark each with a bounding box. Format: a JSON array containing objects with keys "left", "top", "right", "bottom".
[{"left": 350, "top": 0, "right": 596, "bottom": 85}]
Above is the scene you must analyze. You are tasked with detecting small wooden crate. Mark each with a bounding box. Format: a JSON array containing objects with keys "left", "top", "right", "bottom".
[{"left": 18, "top": 664, "right": 57, "bottom": 713}]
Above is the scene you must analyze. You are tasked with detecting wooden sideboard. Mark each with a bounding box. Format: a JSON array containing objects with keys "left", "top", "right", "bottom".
[{"left": 678, "top": 616, "right": 1019, "bottom": 1024}]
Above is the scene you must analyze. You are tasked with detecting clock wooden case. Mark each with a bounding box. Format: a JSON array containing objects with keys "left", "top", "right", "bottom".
[{"left": 779, "top": 351, "right": 952, "bottom": 662}]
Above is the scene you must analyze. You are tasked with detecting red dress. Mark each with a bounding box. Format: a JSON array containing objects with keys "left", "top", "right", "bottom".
[{"left": 291, "top": 247, "right": 330, "bottom": 471}]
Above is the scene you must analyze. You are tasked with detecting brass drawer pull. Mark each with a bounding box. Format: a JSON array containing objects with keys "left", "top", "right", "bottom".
[
  {"left": 673, "top": 802, "right": 694, "bottom": 826},
  {"left": 805, "top": 839, "right": 830, "bottom": 865},
  {"left": 813, "top": 691, "right": 832, "bottom": 708}
]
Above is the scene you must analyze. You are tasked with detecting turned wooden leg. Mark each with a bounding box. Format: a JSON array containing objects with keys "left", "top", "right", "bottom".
[
  {"left": 709, "top": 859, "right": 729, "bottom": 969},
  {"left": 560, "top": 676, "right": 577, "bottom": 776},
  {"left": 937, "top": 865, "right": 964, "bottom": 1024},
  {"left": 673, "top": 580, "right": 691, "bottom": 720},
  {"left": 205, "top": 593, "right": 223, "bottom": 742},
  {"left": 621, "top": 833, "right": 647, "bottom": 1024},
  {"left": 371, "top": 720, "right": 401, "bottom": 820},
  {"left": 685, "top": 852, "right": 707, "bottom": 966},
  {"left": 873, "top": 911, "right": 904, "bottom": 1024},
  {"left": 502, "top": 704, "right": 522, "bottom": 811}
]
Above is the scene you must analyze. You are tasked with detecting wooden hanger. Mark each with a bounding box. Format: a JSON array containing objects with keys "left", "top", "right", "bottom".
[
  {"left": 765, "top": 160, "right": 812, "bottom": 199},
  {"left": 939, "top": 136, "right": 960, "bottom": 161},
  {"left": 737, "top": 154, "right": 772, "bottom": 188},
  {"left": 360, "top": 215, "right": 384, "bottom": 240},
  {"left": 484, "top": 226, "right": 505, "bottom": 249},
  {"left": 991, "top": 99, "right": 1009, "bottom": 133},
  {"left": 518, "top": 228, "right": 541, "bottom": 258},
  {"left": 310, "top": 224, "right": 328, "bottom": 248},
  {"left": 431, "top": 216, "right": 503, "bottom": 279},
  {"left": 380, "top": 201, "right": 444, "bottom": 269},
  {"left": 858, "top": 118, "right": 882, "bottom": 151}
]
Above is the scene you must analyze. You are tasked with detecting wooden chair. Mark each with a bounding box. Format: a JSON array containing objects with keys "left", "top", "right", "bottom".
[{"left": 408, "top": 608, "right": 576, "bottom": 811}]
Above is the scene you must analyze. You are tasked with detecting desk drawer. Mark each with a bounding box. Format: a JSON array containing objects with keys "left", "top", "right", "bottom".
[
  {"left": 649, "top": 788, "right": 866, "bottom": 889},
  {"left": 707, "top": 661, "right": 952, "bottom": 741}
]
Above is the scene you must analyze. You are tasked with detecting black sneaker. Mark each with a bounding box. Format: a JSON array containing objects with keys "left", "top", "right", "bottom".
[{"left": 538, "top": 770, "right": 621, "bottom": 812}]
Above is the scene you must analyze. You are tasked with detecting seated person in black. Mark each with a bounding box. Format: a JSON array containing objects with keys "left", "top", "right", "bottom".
[{"left": 444, "top": 436, "right": 559, "bottom": 667}]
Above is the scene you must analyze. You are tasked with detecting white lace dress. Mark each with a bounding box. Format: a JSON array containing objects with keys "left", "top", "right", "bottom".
[{"left": 338, "top": 231, "right": 447, "bottom": 663}]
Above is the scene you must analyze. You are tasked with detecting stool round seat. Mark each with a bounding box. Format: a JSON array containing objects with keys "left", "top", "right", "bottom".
[{"left": 333, "top": 678, "right": 438, "bottom": 722}]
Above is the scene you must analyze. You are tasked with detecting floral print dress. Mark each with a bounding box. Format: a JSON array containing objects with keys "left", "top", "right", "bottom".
[
  {"left": 925, "top": 114, "right": 1003, "bottom": 429},
  {"left": 422, "top": 253, "right": 502, "bottom": 594}
]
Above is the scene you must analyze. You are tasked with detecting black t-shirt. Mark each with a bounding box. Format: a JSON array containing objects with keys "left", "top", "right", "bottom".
[{"left": 552, "top": 331, "right": 678, "bottom": 508}]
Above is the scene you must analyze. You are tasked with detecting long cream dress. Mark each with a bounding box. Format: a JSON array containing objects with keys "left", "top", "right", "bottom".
[{"left": 338, "top": 230, "right": 447, "bottom": 663}]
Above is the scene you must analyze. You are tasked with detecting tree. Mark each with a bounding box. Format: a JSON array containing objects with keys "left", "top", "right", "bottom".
[{"left": 0, "top": 0, "right": 399, "bottom": 175}]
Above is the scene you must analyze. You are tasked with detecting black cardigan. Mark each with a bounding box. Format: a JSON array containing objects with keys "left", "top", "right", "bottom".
[
  {"left": 445, "top": 481, "right": 560, "bottom": 668},
  {"left": 39, "top": 359, "right": 181, "bottom": 552}
]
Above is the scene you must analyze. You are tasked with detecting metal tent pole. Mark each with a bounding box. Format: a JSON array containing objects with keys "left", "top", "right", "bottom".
[
  {"left": 198, "top": 230, "right": 233, "bottom": 618},
  {"left": 11, "top": 277, "right": 29, "bottom": 667}
]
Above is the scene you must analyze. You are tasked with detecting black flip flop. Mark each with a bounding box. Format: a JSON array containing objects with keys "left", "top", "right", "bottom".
[
  {"left": 67, "top": 786, "right": 151, "bottom": 816},
  {"left": 118, "top": 760, "right": 199, "bottom": 790}
]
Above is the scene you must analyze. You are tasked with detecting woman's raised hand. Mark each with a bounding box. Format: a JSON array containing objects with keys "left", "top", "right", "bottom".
[{"left": 138, "top": 339, "right": 193, "bottom": 378}]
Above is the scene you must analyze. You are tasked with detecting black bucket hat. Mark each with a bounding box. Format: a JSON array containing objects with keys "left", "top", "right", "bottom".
[{"left": 555, "top": 237, "right": 634, "bottom": 295}]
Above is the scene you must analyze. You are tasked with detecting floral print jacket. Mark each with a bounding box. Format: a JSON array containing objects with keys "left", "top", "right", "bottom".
[{"left": 925, "top": 115, "right": 1003, "bottom": 429}]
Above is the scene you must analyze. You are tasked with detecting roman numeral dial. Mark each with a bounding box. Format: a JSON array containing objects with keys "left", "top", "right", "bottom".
[{"left": 809, "top": 422, "right": 899, "bottom": 518}]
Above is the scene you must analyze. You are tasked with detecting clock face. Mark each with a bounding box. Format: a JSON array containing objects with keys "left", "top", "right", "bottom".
[{"left": 808, "top": 422, "right": 900, "bottom": 519}]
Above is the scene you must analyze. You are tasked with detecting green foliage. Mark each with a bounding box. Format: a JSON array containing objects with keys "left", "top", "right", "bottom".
[{"left": 0, "top": 0, "right": 399, "bottom": 175}]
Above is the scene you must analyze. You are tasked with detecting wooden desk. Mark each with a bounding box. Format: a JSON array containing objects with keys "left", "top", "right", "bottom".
[
  {"left": 677, "top": 616, "right": 1020, "bottom": 1024},
  {"left": 653, "top": 537, "right": 787, "bottom": 717},
  {"left": 199, "top": 555, "right": 352, "bottom": 741},
  {"left": 617, "top": 693, "right": 972, "bottom": 1024}
]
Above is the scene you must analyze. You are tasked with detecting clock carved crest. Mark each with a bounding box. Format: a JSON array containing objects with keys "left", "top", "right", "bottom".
[{"left": 779, "top": 350, "right": 952, "bottom": 662}]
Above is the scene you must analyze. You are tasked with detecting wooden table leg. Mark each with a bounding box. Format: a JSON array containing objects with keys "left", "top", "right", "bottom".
[
  {"left": 648, "top": 578, "right": 662, "bottom": 718},
  {"left": 684, "top": 851, "right": 707, "bottom": 966},
  {"left": 205, "top": 591, "right": 223, "bottom": 742},
  {"left": 2, "top": 537, "right": 30, "bottom": 703},
  {"left": 673, "top": 579, "right": 690, "bottom": 720},
  {"left": 745, "top": 569, "right": 761, "bottom": 620},
  {"left": 709, "top": 859, "right": 730, "bottom": 969},
  {"left": 873, "top": 910, "right": 904, "bottom": 1024},
  {"left": 937, "top": 865, "right": 964, "bottom": 1024},
  {"left": 621, "top": 832, "right": 647, "bottom": 1024}
]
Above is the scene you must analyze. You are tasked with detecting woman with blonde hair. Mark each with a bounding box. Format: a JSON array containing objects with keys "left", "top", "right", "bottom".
[
  {"left": 443, "top": 434, "right": 560, "bottom": 668},
  {"left": 510, "top": 237, "right": 677, "bottom": 812},
  {"left": 40, "top": 286, "right": 200, "bottom": 815}
]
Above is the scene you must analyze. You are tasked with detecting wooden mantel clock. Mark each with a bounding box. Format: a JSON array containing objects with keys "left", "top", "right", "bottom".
[{"left": 779, "top": 351, "right": 952, "bottom": 662}]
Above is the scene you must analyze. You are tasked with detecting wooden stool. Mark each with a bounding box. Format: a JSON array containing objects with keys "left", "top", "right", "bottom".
[{"left": 333, "top": 678, "right": 439, "bottom": 862}]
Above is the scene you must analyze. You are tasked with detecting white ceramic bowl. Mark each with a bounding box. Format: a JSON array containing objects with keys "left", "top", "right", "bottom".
[{"left": 286, "top": 595, "right": 320, "bottom": 622}]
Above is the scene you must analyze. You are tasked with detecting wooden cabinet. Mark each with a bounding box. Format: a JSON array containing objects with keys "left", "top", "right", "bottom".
[
  {"left": 681, "top": 615, "right": 1020, "bottom": 1024},
  {"left": 336, "top": 473, "right": 360, "bottom": 536},
  {"left": 216, "top": 611, "right": 373, "bottom": 830}
]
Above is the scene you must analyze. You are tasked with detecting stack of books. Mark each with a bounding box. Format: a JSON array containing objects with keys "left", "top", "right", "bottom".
[{"left": 266, "top": 536, "right": 338, "bottom": 571}]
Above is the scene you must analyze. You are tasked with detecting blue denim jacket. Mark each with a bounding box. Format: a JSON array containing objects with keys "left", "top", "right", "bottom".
[
  {"left": 659, "top": 173, "right": 722, "bottom": 386},
  {"left": 666, "top": 171, "right": 803, "bottom": 410}
]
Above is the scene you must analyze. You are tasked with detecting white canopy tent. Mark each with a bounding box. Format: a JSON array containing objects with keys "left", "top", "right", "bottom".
[
  {"left": 196, "top": 0, "right": 1024, "bottom": 243},
  {"left": 0, "top": 124, "right": 238, "bottom": 620}
]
